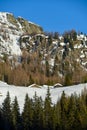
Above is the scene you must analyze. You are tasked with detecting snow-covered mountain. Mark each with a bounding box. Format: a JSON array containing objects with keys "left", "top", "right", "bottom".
[
  {"left": 0, "top": 12, "right": 87, "bottom": 86},
  {"left": 0, "top": 12, "right": 87, "bottom": 67}
]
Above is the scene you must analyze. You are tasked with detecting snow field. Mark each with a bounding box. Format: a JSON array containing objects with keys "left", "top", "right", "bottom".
[{"left": 0, "top": 81, "right": 87, "bottom": 112}]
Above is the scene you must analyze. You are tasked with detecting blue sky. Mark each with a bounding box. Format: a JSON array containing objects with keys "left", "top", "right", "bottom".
[{"left": 0, "top": 0, "right": 87, "bottom": 34}]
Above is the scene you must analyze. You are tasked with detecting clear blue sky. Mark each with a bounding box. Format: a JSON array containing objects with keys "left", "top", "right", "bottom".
[{"left": 0, "top": 0, "right": 87, "bottom": 34}]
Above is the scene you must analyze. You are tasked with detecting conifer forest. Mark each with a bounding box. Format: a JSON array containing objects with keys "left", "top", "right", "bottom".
[{"left": 0, "top": 87, "right": 87, "bottom": 130}]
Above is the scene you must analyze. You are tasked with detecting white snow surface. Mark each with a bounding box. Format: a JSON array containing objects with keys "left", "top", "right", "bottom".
[
  {"left": 0, "top": 81, "right": 87, "bottom": 112},
  {"left": 60, "top": 42, "right": 65, "bottom": 46},
  {"left": 77, "top": 34, "right": 87, "bottom": 41},
  {"left": 0, "top": 12, "right": 8, "bottom": 23},
  {"left": 0, "top": 12, "right": 22, "bottom": 56},
  {"left": 49, "top": 58, "right": 55, "bottom": 67},
  {"left": 74, "top": 44, "right": 83, "bottom": 49}
]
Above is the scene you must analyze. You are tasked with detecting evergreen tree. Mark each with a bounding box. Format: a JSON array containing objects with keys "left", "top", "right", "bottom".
[
  {"left": 60, "top": 91, "right": 68, "bottom": 130},
  {"left": 22, "top": 94, "right": 33, "bottom": 130},
  {"left": 63, "top": 31, "right": 70, "bottom": 43},
  {"left": 64, "top": 72, "right": 73, "bottom": 86},
  {"left": 0, "top": 107, "right": 4, "bottom": 130},
  {"left": 52, "top": 104, "right": 61, "bottom": 130},
  {"left": 32, "top": 93, "right": 44, "bottom": 130},
  {"left": 70, "top": 30, "right": 77, "bottom": 41},
  {"left": 53, "top": 55, "right": 58, "bottom": 76},
  {"left": 11, "top": 96, "right": 21, "bottom": 130},
  {"left": 69, "top": 41, "right": 74, "bottom": 50},
  {"left": 48, "top": 33, "right": 53, "bottom": 46},
  {"left": 53, "top": 32, "right": 59, "bottom": 39},
  {"left": 2, "top": 92, "right": 13, "bottom": 130},
  {"left": 29, "top": 75, "right": 34, "bottom": 85},
  {"left": 45, "top": 61, "right": 50, "bottom": 77},
  {"left": 44, "top": 87, "right": 53, "bottom": 130},
  {"left": 75, "top": 98, "right": 87, "bottom": 130},
  {"left": 67, "top": 94, "right": 77, "bottom": 130}
]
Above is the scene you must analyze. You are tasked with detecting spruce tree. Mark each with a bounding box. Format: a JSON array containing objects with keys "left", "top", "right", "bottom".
[
  {"left": 60, "top": 91, "right": 68, "bottom": 130},
  {"left": 44, "top": 87, "right": 53, "bottom": 130},
  {"left": 54, "top": 101, "right": 61, "bottom": 130},
  {"left": 45, "top": 61, "right": 50, "bottom": 77},
  {"left": 48, "top": 34, "right": 52, "bottom": 46},
  {"left": 53, "top": 55, "right": 58, "bottom": 76},
  {"left": 53, "top": 32, "right": 59, "bottom": 40},
  {"left": 22, "top": 94, "right": 33, "bottom": 130},
  {"left": 32, "top": 93, "right": 44, "bottom": 130},
  {"left": 75, "top": 98, "right": 87, "bottom": 130},
  {"left": 0, "top": 107, "right": 4, "bottom": 130},
  {"left": 2, "top": 92, "right": 13, "bottom": 130},
  {"left": 11, "top": 96, "right": 21, "bottom": 130},
  {"left": 67, "top": 94, "right": 76, "bottom": 130}
]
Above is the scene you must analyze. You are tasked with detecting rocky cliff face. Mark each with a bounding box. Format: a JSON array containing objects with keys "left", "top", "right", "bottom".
[
  {"left": 7, "top": 13, "right": 43, "bottom": 34},
  {"left": 0, "top": 12, "right": 43, "bottom": 56},
  {"left": 0, "top": 12, "right": 87, "bottom": 85}
]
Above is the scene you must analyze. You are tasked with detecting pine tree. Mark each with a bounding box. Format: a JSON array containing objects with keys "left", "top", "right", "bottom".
[
  {"left": 44, "top": 87, "right": 53, "bottom": 130},
  {"left": 0, "top": 107, "right": 4, "bottom": 130},
  {"left": 53, "top": 55, "right": 58, "bottom": 76},
  {"left": 2, "top": 92, "right": 13, "bottom": 130},
  {"left": 53, "top": 32, "right": 59, "bottom": 39},
  {"left": 45, "top": 61, "right": 50, "bottom": 77},
  {"left": 75, "top": 98, "right": 87, "bottom": 130},
  {"left": 64, "top": 72, "right": 73, "bottom": 86},
  {"left": 53, "top": 101, "right": 61, "bottom": 130},
  {"left": 32, "top": 93, "right": 44, "bottom": 130},
  {"left": 48, "top": 33, "right": 52, "bottom": 46},
  {"left": 67, "top": 94, "right": 77, "bottom": 130},
  {"left": 60, "top": 91, "right": 68, "bottom": 130},
  {"left": 11, "top": 96, "right": 21, "bottom": 130},
  {"left": 22, "top": 94, "right": 33, "bottom": 130},
  {"left": 70, "top": 30, "right": 77, "bottom": 41},
  {"left": 29, "top": 75, "right": 34, "bottom": 85}
]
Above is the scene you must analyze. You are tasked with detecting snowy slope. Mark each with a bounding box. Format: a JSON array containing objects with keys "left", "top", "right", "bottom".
[
  {"left": 0, "top": 81, "right": 87, "bottom": 112},
  {"left": 0, "top": 12, "right": 22, "bottom": 56},
  {"left": 0, "top": 12, "right": 42, "bottom": 57}
]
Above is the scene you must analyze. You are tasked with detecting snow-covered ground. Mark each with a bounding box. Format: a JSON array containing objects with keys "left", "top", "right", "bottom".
[
  {"left": 0, "top": 81, "right": 87, "bottom": 112},
  {"left": 0, "top": 12, "right": 22, "bottom": 56}
]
